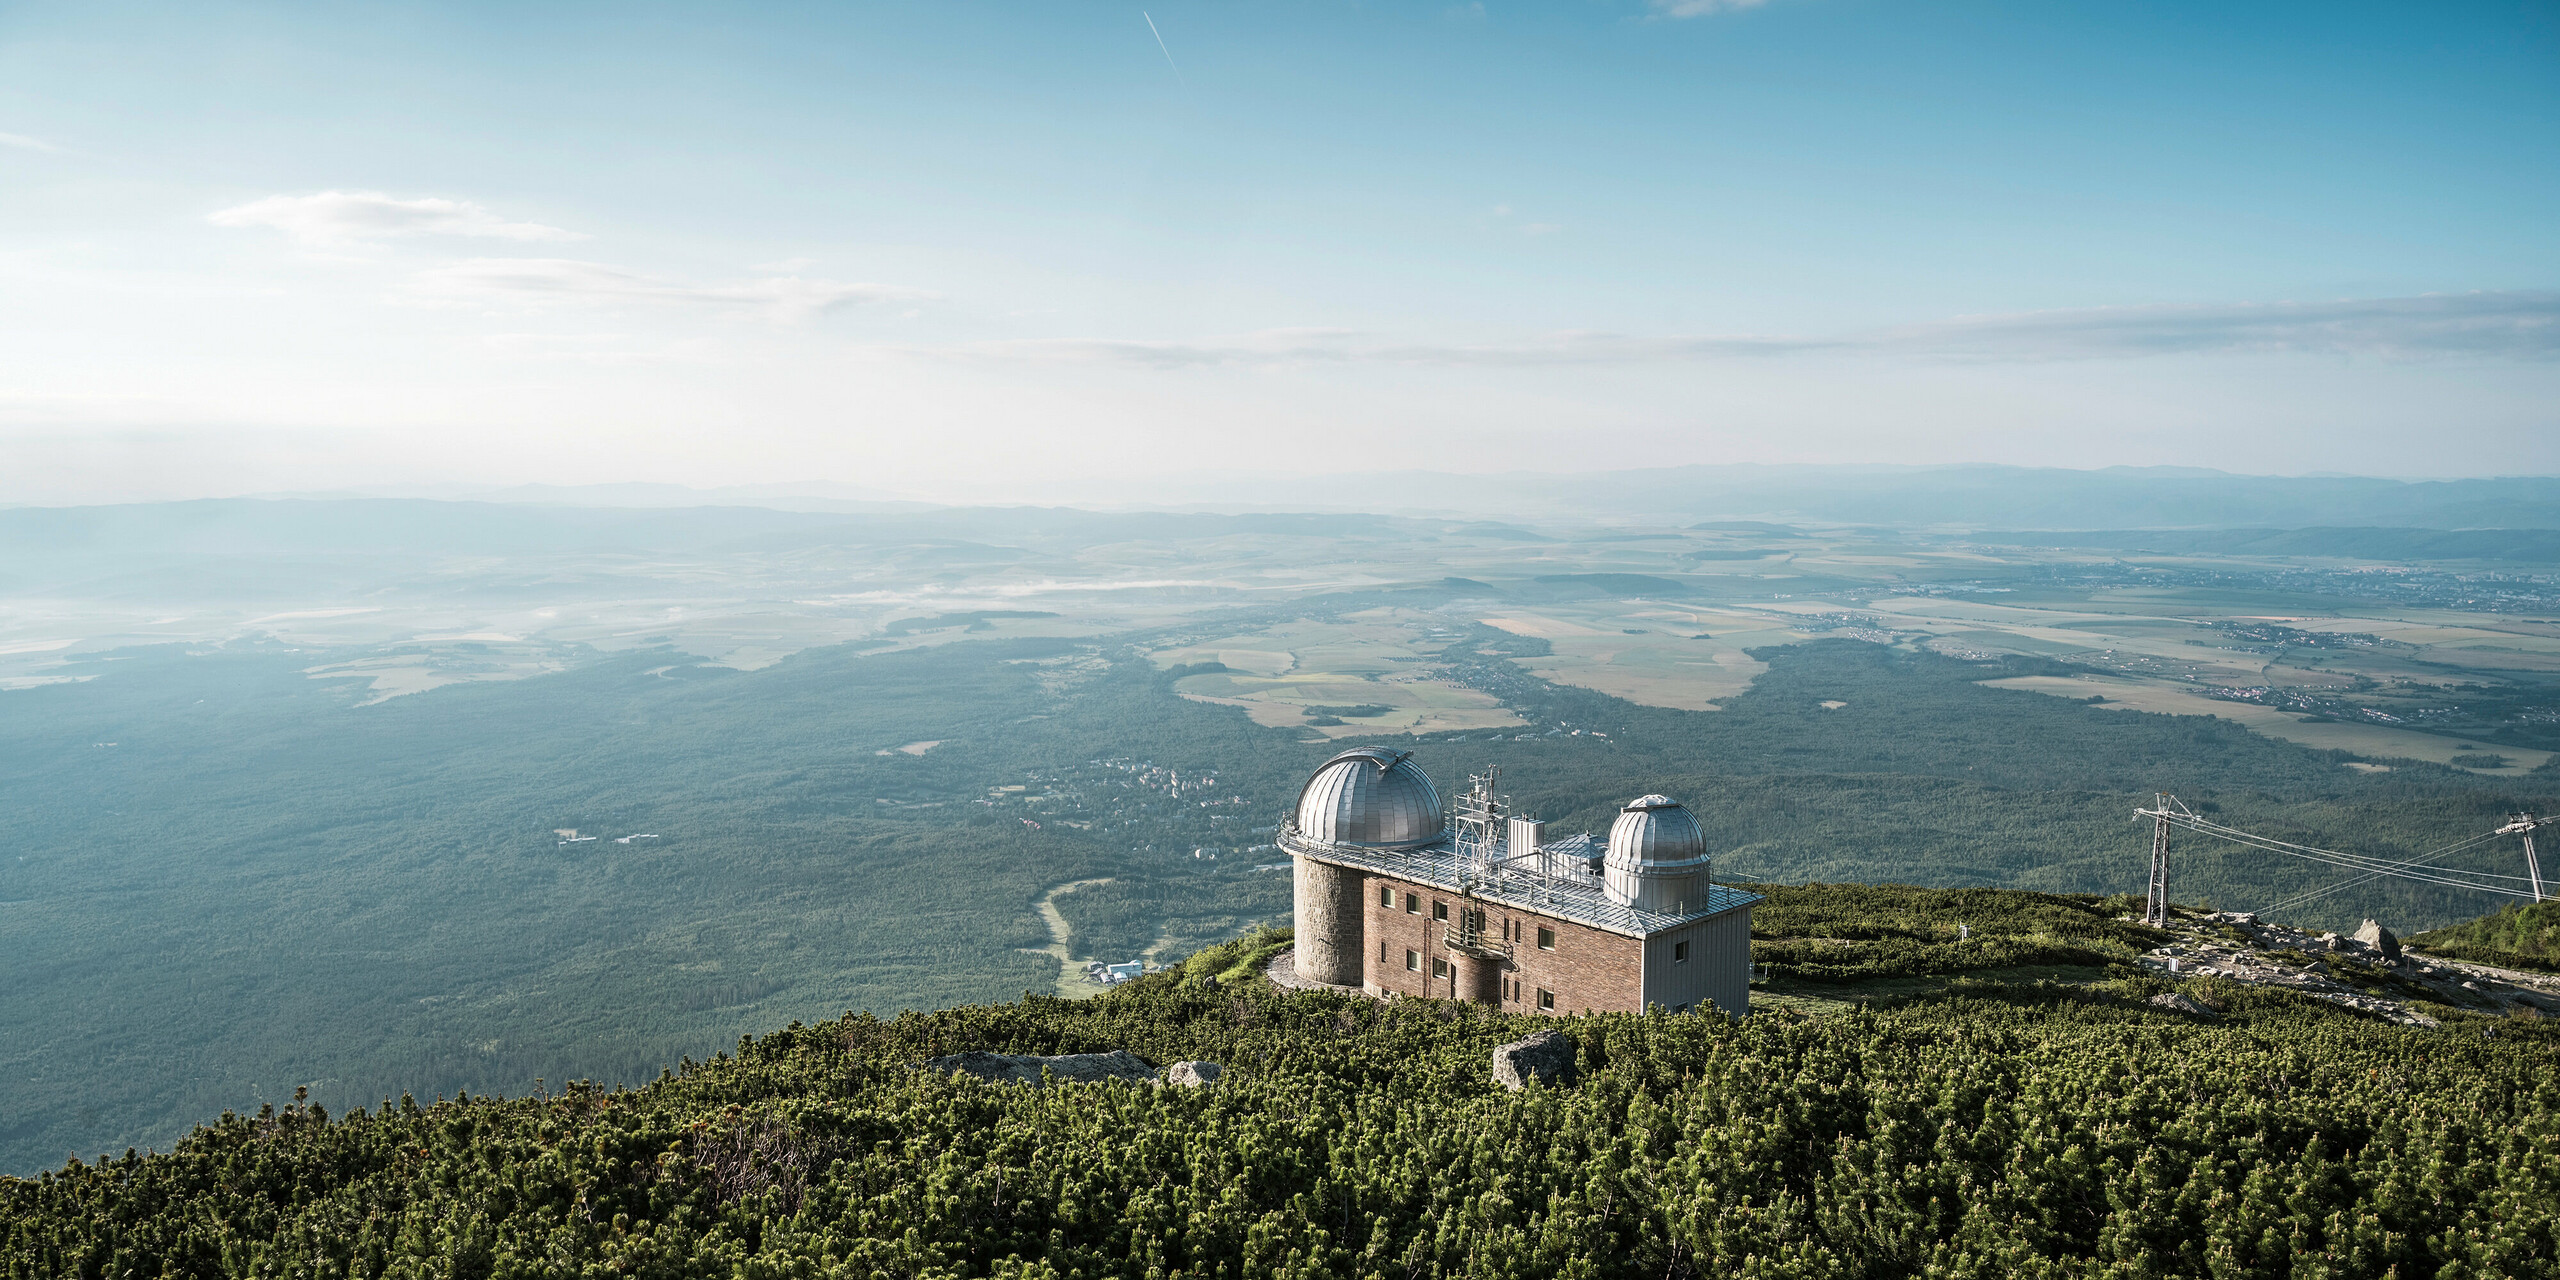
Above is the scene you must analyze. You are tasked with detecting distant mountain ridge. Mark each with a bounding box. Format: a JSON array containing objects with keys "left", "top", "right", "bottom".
[
  {"left": 239, "top": 464, "right": 2560, "bottom": 529},
  {"left": 1968, "top": 526, "right": 2560, "bottom": 563},
  {"left": 5, "top": 468, "right": 2560, "bottom": 571},
  {"left": 1222, "top": 465, "right": 2560, "bottom": 529}
]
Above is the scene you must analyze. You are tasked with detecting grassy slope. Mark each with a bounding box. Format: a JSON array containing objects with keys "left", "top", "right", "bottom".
[{"left": 1745, "top": 882, "right": 2162, "bottom": 986}]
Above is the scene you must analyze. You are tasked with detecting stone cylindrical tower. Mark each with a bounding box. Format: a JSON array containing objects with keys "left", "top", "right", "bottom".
[
  {"left": 1283, "top": 747, "right": 1447, "bottom": 988},
  {"left": 1452, "top": 949, "right": 1501, "bottom": 1006},
  {"left": 1292, "top": 857, "right": 1366, "bottom": 986}
]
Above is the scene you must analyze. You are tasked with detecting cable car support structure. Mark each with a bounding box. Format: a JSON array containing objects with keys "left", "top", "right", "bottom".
[{"left": 2131, "top": 797, "right": 2552, "bottom": 920}]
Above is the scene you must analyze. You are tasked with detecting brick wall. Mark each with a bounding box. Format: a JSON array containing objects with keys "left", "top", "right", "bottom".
[{"left": 1356, "top": 871, "right": 1647, "bottom": 1013}]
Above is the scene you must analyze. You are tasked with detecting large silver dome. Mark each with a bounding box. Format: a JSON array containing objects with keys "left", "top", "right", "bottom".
[
  {"left": 1604, "top": 794, "right": 1711, "bottom": 914},
  {"left": 1292, "top": 747, "right": 1444, "bottom": 849}
]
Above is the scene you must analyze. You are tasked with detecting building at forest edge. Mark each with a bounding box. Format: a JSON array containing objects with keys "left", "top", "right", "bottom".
[{"left": 1280, "top": 746, "right": 1761, "bottom": 1016}]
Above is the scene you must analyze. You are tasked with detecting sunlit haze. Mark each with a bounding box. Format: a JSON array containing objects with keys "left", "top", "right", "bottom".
[{"left": 3, "top": 1, "right": 2555, "bottom": 504}]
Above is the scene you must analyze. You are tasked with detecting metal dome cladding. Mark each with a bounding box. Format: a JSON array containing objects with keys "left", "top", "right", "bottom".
[
  {"left": 1292, "top": 747, "right": 1446, "bottom": 849},
  {"left": 1605, "top": 794, "right": 1711, "bottom": 870}
]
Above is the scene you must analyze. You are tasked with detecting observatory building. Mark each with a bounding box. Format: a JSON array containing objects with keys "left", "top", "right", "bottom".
[{"left": 1281, "top": 747, "right": 1762, "bottom": 1016}]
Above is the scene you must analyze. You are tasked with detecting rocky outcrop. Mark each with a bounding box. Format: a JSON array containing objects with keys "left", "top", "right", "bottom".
[
  {"left": 2353, "top": 919, "right": 2402, "bottom": 962},
  {"left": 924, "top": 1050, "right": 1158, "bottom": 1086},
  {"left": 2147, "top": 992, "right": 2214, "bottom": 1016},
  {"left": 2129, "top": 912, "right": 2560, "bottom": 1028},
  {"left": 1162, "top": 1061, "right": 1223, "bottom": 1088},
  {"left": 1492, "top": 1030, "right": 1577, "bottom": 1091}
]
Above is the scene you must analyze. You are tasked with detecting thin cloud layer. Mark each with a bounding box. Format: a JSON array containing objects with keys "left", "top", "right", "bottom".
[
  {"left": 415, "top": 258, "right": 938, "bottom": 320},
  {"left": 0, "top": 131, "right": 61, "bottom": 152},
  {"left": 210, "top": 191, "right": 581, "bottom": 244},
  {"left": 1903, "top": 291, "right": 2560, "bottom": 361},
  {"left": 1650, "top": 0, "right": 1771, "bottom": 16},
  {"left": 951, "top": 328, "right": 1816, "bottom": 369},
  {"left": 950, "top": 292, "right": 2559, "bottom": 369}
]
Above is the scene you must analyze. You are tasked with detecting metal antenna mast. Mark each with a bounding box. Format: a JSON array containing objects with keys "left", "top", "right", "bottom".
[
  {"left": 1452, "top": 767, "right": 1505, "bottom": 883},
  {"left": 2134, "top": 793, "right": 2183, "bottom": 926},
  {"left": 2498, "top": 813, "right": 2550, "bottom": 902}
]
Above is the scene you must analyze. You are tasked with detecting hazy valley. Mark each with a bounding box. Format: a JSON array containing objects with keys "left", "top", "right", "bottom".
[{"left": 5, "top": 474, "right": 2558, "bottom": 1176}]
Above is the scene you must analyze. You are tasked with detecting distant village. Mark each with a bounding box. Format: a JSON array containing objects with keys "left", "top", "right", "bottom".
[{"left": 1078, "top": 957, "right": 1156, "bottom": 987}]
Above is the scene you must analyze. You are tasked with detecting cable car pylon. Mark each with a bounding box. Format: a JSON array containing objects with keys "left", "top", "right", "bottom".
[
  {"left": 2133, "top": 793, "right": 2188, "bottom": 927},
  {"left": 2498, "top": 813, "right": 2551, "bottom": 902}
]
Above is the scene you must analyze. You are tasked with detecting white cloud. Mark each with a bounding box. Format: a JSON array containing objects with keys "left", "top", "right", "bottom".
[
  {"left": 1650, "top": 0, "right": 1770, "bottom": 16},
  {"left": 209, "top": 191, "right": 582, "bottom": 244},
  {"left": 943, "top": 327, "right": 1812, "bottom": 368},
  {"left": 0, "top": 131, "right": 60, "bottom": 152},
  {"left": 934, "top": 292, "right": 2560, "bottom": 368},
  {"left": 413, "top": 258, "right": 938, "bottom": 320}
]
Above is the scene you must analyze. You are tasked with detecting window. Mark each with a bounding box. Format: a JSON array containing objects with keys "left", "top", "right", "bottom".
[
  {"left": 1380, "top": 886, "right": 1393, "bottom": 908},
  {"left": 1674, "top": 940, "right": 1690, "bottom": 963},
  {"left": 1536, "top": 927, "right": 1555, "bottom": 951},
  {"left": 1432, "top": 957, "right": 1449, "bottom": 979},
  {"left": 1404, "top": 893, "right": 1419, "bottom": 914},
  {"left": 1432, "top": 900, "right": 1448, "bottom": 922},
  {"left": 1405, "top": 949, "right": 1419, "bottom": 972},
  {"left": 1537, "top": 987, "right": 1555, "bottom": 1011}
]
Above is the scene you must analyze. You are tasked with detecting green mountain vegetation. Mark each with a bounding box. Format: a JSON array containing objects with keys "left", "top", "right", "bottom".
[
  {"left": 2410, "top": 899, "right": 2560, "bottom": 974},
  {"left": 8, "top": 913, "right": 2557, "bottom": 1280},
  {"left": 4, "top": 623, "right": 2551, "bottom": 1176},
  {"left": 1743, "top": 884, "right": 2159, "bottom": 986}
]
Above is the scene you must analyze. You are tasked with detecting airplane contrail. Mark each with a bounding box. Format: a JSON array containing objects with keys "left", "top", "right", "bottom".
[{"left": 1143, "top": 12, "right": 1185, "bottom": 84}]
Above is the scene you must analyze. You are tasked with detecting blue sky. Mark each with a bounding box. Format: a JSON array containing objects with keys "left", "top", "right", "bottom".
[{"left": 2, "top": 1, "right": 2554, "bottom": 502}]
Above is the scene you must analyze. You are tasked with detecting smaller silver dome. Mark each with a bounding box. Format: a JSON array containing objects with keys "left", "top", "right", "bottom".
[
  {"left": 1292, "top": 748, "right": 1444, "bottom": 849},
  {"left": 1604, "top": 794, "right": 1711, "bottom": 914},
  {"left": 1607, "top": 795, "right": 1710, "bottom": 869}
]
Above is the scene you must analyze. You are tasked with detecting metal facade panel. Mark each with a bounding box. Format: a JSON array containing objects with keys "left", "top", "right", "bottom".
[
  {"left": 1508, "top": 816, "right": 1545, "bottom": 863},
  {"left": 1703, "top": 912, "right": 1752, "bottom": 1016},
  {"left": 1632, "top": 905, "right": 1752, "bottom": 1015}
]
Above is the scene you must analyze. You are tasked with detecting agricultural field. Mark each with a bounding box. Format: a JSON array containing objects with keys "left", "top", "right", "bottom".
[{"left": 1151, "top": 611, "right": 1522, "bottom": 736}]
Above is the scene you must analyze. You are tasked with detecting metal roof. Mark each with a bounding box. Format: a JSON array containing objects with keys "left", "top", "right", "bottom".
[
  {"left": 1292, "top": 747, "right": 1445, "bottom": 849},
  {"left": 1607, "top": 796, "right": 1711, "bottom": 871},
  {"left": 1281, "top": 828, "right": 1762, "bottom": 940}
]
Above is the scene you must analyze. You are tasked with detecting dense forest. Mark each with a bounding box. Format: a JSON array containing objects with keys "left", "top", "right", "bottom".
[
  {"left": 3, "top": 622, "right": 2550, "bottom": 1174},
  {"left": 7, "top": 918, "right": 2557, "bottom": 1279}
]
